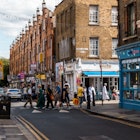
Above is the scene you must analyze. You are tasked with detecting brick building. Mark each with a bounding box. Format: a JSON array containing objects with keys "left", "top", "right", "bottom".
[
  {"left": 54, "top": 0, "right": 119, "bottom": 97},
  {"left": 116, "top": 0, "right": 140, "bottom": 111},
  {"left": 10, "top": 1, "right": 54, "bottom": 88}
]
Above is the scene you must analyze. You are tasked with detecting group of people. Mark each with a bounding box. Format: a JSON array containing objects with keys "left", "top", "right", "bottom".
[
  {"left": 76, "top": 83, "right": 111, "bottom": 108},
  {"left": 23, "top": 81, "right": 71, "bottom": 109},
  {"left": 23, "top": 81, "right": 113, "bottom": 109}
]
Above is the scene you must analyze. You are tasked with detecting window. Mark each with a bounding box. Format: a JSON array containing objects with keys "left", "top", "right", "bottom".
[
  {"left": 89, "top": 5, "right": 98, "bottom": 24},
  {"left": 112, "top": 38, "right": 118, "bottom": 57},
  {"left": 125, "top": 3, "right": 136, "bottom": 36},
  {"left": 89, "top": 38, "right": 98, "bottom": 56},
  {"left": 111, "top": 7, "right": 118, "bottom": 25}
]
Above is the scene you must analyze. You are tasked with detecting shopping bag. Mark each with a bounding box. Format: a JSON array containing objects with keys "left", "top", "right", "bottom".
[{"left": 50, "top": 94, "right": 54, "bottom": 101}]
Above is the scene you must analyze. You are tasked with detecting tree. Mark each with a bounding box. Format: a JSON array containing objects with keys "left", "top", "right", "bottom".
[{"left": 0, "top": 58, "right": 9, "bottom": 87}]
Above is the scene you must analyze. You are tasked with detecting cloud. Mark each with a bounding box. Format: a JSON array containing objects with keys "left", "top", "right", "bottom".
[
  {"left": 0, "top": 0, "right": 62, "bottom": 58},
  {"left": 0, "top": 0, "right": 60, "bottom": 38}
]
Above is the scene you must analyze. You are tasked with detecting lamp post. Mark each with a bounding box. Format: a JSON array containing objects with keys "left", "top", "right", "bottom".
[{"left": 100, "top": 60, "right": 103, "bottom": 105}]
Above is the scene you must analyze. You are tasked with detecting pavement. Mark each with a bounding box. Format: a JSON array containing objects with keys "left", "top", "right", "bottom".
[{"left": 0, "top": 99, "right": 140, "bottom": 140}]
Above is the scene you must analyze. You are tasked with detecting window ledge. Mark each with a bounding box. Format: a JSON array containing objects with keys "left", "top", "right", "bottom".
[
  {"left": 88, "top": 22, "right": 99, "bottom": 26},
  {"left": 88, "top": 55, "right": 98, "bottom": 58},
  {"left": 123, "top": 35, "right": 138, "bottom": 41},
  {"left": 112, "top": 55, "right": 118, "bottom": 58}
]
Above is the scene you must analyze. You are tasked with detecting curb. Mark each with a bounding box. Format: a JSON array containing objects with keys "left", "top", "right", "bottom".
[{"left": 83, "top": 108, "right": 140, "bottom": 126}]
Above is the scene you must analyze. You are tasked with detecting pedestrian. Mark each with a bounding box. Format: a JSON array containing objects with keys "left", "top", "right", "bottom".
[
  {"left": 102, "top": 83, "right": 110, "bottom": 101},
  {"left": 77, "top": 83, "right": 84, "bottom": 108},
  {"left": 83, "top": 86, "right": 87, "bottom": 102},
  {"left": 88, "top": 84, "right": 96, "bottom": 106},
  {"left": 46, "top": 84, "right": 54, "bottom": 109},
  {"left": 60, "top": 84, "right": 70, "bottom": 109},
  {"left": 54, "top": 82, "right": 61, "bottom": 108},
  {"left": 32, "top": 84, "right": 37, "bottom": 101},
  {"left": 24, "top": 84, "right": 33, "bottom": 108},
  {"left": 36, "top": 84, "right": 45, "bottom": 109},
  {"left": 64, "top": 81, "right": 71, "bottom": 105},
  {"left": 23, "top": 85, "right": 27, "bottom": 100}
]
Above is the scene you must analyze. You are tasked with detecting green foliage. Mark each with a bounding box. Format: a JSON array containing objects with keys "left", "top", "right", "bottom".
[{"left": 0, "top": 58, "right": 9, "bottom": 87}]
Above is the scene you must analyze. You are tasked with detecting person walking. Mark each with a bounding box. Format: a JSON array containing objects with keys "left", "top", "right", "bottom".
[
  {"left": 102, "top": 83, "right": 110, "bottom": 101},
  {"left": 60, "top": 84, "right": 70, "bottom": 109},
  {"left": 24, "top": 84, "right": 33, "bottom": 108},
  {"left": 77, "top": 83, "right": 84, "bottom": 108},
  {"left": 54, "top": 82, "right": 61, "bottom": 108},
  {"left": 46, "top": 84, "right": 54, "bottom": 109},
  {"left": 36, "top": 84, "right": 45, "bottom": 109},
  {"left": 88, "top": 84, "right": 96, "bottom": 106}
]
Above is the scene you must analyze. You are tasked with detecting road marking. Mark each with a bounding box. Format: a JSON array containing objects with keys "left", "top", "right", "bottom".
[
  {"left": 16, "top": 115, "right": 49, "bottom": 140},
  {"left": 59, "top": 109, "right": 69, "bottom": 113},
  {"left": 32, "top": 109, "right": 42, "bottom": 113}
]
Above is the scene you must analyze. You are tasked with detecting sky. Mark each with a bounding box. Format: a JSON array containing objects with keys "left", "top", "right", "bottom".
[{"left": 0, "top": 0, "right": 62, "bottom": 59}]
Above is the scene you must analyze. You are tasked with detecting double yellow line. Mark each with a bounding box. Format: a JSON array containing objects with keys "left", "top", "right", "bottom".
[{"left": 16, "top": 115, "right": 49, "bottom": 140}]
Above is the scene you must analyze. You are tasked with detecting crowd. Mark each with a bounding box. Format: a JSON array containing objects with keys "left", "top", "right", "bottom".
[{"left": 22, "top": 81, "right": 119, "bottom": 109}]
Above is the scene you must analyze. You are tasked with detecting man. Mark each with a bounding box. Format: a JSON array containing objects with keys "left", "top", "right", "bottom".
[
  {"left": 88, "top": 84, "right": 96, "bottom": 106},
  {"left": 54, "top": 82, "right": 61, "bottom": 108},
  {"left": 24, "top": 84, "right": 33, "bottom": 108},
  {"left": 60, "top": 84, "right": 70, "bottom": 109}
]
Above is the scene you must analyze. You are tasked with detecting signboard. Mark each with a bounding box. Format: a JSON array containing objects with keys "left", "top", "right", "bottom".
[{"left": 0, "top": 61, "right": 3, "bottom": 80}]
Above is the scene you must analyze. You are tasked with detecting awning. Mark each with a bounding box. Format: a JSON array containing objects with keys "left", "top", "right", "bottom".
[{"left": 82, "top": 71, "right": 119, "bottom": 77}]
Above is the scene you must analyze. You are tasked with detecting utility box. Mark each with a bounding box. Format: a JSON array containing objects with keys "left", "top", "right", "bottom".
[{"left": 0, "top": 96, "right": 11, "bottom": 119}]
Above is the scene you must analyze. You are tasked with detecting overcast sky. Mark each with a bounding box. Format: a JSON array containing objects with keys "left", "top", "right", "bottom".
[{"left": 0, "top": 0, "right": 62, "bottom": 59}]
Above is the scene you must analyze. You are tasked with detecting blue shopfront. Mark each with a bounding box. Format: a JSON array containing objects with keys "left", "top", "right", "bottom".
[{"left": 116, "top": 41, "right": 140, "bottom": 111}]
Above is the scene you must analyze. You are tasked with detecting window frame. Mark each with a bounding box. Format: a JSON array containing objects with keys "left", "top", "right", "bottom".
[
  {"left": 89, "top": 37, "right": 99, "bottom": 57},
  {"left": 111, "top": 6, "right": 118, "bottom": 26},
  {"left": 89, "top": 5, "right": 99, "bottom": 25}
]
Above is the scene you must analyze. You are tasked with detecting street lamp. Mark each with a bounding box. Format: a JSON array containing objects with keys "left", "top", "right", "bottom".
[{"left": 100, "top": 59, "right": 103, "bottom": 105}]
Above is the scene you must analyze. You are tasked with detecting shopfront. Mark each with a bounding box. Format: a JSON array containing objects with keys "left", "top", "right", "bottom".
[{"left": 116, "top": 41, "right": 140, "bottom": 111}]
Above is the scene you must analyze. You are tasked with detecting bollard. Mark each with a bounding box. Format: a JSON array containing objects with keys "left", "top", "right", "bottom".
[{"left": 87, "top": 95, "right": 90, "bottom": 109}]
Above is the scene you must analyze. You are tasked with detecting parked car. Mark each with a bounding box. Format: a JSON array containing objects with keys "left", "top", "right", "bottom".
[
  {"left": 6, "top": 88, "right": 22, "bottom": 101},
  {"left": 0, "top": 87, "right": 6, "bottom": 97}
]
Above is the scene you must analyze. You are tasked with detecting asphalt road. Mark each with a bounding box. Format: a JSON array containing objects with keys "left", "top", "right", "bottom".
[{"left": 11, "top": 102, "right": 140, "bottom": 140}]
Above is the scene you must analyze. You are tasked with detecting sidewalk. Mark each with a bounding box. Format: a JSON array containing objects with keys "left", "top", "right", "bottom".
[
  {"left": 82, "top": 100, "right": 140, "bottom": 125},
  {"left": 0, "top": 116, "right": 37, "bottom": 140}
]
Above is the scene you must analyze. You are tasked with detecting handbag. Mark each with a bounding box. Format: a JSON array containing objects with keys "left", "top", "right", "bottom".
[{"left": 50, "top": 94, "right": 54, "bottom": 101}]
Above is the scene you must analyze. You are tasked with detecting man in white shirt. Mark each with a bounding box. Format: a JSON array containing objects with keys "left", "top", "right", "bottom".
[
  {"left": 24, "top": 85, "right": 33, "bottom": 108},
  {"left": 88, "top": 84, "right": 96, "bottom": 106}
]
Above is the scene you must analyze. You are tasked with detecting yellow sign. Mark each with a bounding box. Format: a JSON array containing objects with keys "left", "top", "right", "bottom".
[
  {"left": 41, "top": 74, "right": 46, "bottom": 80},
  {"left": 0, "top": 61, "right": 3, "bottom": 80},
  {"left": 36, "top": 74, "right": 46, "bottom": 80},
  {"left": 39, "top": 53, "right": 43, "bottom": 63}
]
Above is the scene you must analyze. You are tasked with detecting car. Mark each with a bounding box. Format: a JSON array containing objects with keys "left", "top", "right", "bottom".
[
  {"left": 6, "top": 88, "right": 22, "bottom": 101},
  {"left": 0, "top": 87, "right": 6, "bottom": 97}
]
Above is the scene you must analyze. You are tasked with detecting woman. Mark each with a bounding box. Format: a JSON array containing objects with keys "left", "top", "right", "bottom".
[
  {"left": 36, "top": 84, "right": 45, "bottom": 109},
  {"left": 77, "top": 83, "right": 84, "bottom": 108}
]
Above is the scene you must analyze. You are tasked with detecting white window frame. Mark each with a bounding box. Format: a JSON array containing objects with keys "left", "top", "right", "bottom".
[
  {"left": 89, "top": 5, "right": 98, "bottom": 25},
  {"left": 89, "top": 38, "right": 99, "bottom": 57},
  {"left": 112, "top": 38, "right": 118, "bottom": 57},
  {"left": 111, "top": 7, "right": 118, "bottom": 26}
]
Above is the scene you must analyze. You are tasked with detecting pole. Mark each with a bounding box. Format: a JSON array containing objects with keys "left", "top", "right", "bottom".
[{"left": 100, "top": 60, "right": 103, "bottom": 106}]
